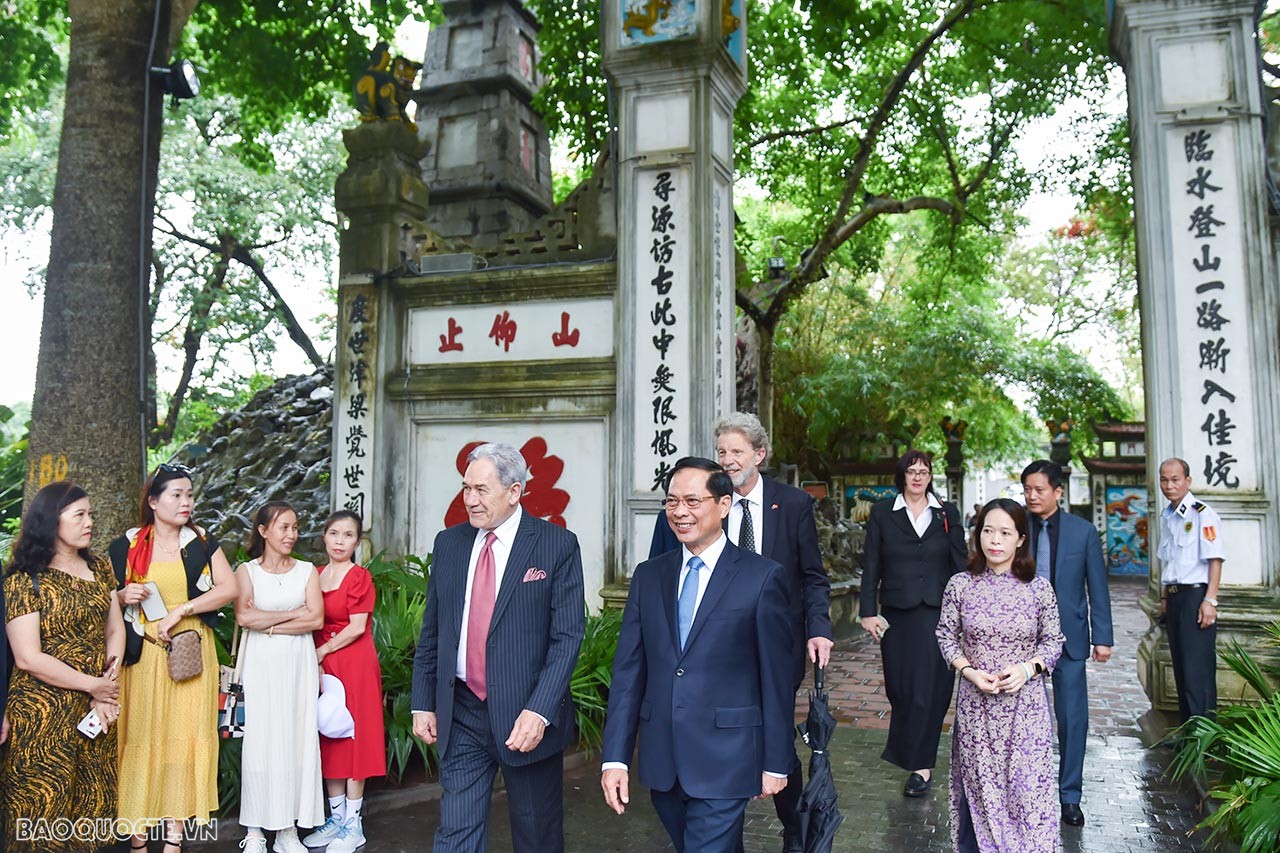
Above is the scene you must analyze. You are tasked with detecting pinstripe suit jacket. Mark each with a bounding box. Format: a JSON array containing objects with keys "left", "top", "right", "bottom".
[{"left": 411, "top": 510, "right": 586, "bottom": 767}]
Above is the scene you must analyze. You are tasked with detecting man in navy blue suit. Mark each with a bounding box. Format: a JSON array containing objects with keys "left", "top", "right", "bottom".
[
  {"left": 411, "top": 442, "right": 585, "bottom": 852},
  {"left": 1022, "top": 460, "right": 1113, "bottom": 827},
  {"left": 649, "top": 413, "right": 831, "bottom": 851},
  {"left": 602, "top": 457, "right": 795, "bottom": 852}
]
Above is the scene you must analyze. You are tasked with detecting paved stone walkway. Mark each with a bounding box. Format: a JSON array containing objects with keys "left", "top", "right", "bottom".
[{"left": 199, "top": 578, "right": 1218, "bottom": 851}]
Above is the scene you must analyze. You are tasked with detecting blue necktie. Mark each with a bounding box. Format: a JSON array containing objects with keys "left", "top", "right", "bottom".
[
  {"left": 1036, "top": 519, "right": 1052, "bottom": 581},
  {"left": 677, "top": 556, "right": 704, "bottom": 649}
]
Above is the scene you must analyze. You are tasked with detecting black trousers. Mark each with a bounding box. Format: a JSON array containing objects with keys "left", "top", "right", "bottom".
[
  {"left": 433, "top": 683, "right": 565, "bottom": 853},
  {"left": 879, "top": 605, "right": 955, "bottom": 771},
  {"left": 1166, "top": 586, "right": 1217, "bottom": 723}
]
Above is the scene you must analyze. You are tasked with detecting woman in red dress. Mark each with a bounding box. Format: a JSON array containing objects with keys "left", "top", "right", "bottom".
[{"left": 302, "top": 511, "right": 385, "bottom": 852}]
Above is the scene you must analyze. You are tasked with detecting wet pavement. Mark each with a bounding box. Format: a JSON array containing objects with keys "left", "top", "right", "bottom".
[{"left": 200, "top": 578, "right": 1217, "bottom": 851}]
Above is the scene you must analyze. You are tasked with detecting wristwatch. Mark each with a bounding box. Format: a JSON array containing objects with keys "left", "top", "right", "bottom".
[
  {"left": 1033, "top": 661, "right": 1045, "bottom": 676},
  {"left": 1206, "top": 597, "right": 1219, "bottom": 607}
]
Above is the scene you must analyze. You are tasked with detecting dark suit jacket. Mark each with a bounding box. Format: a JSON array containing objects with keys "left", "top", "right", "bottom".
[
  {"left": 859, "top": 497, "right": 966, "bottom": 617},
  {"left": 601, "top": 542, "right": 795, "bottom": 800},
  {"left": 1031, "top": 510, "right": 1113, "bottom": 660},
  {"left": 649, "top": 477, "right": 831, "bottom": 684},
  {"left": 411, "top": 511, "right": 586, "bottom": 767}
]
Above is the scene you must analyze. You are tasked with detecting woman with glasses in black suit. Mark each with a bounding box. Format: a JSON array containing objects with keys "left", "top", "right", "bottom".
[
  {"left": 859, "top": 451, "right": 966, "bottom": 797},
  {"left": 108, "top": 464, "right": 239, "bottom": 852}
]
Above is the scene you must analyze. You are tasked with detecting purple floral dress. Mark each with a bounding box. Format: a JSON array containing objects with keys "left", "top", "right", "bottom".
[{"left": 936, "top": 570, "right": 1064, "bottom": 852}]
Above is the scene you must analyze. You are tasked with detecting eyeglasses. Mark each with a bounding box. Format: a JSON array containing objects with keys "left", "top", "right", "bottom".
[
  {"left": 662, "top": 495, "right": 718, "bottom": 510},
  {"left": 157, "top": 463, "right": 193, "bottom": 478},
  {"left": 905, "top": 469, "right": 932, "bottom": 479}
]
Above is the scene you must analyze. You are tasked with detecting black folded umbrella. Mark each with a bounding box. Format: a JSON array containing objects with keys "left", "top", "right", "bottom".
[{"left": 796, "top": 663, "right": 844, "bottom": 853}]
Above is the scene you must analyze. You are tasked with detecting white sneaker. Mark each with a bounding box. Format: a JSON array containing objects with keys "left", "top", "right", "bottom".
[
  {"left": 239, "top": 837, "right": 268, "bottom": 853},
  {"left": 301, "top": 814, "right": 344, "bottom": 847},
  {"left": 324, "top": 818, "right": 366, "bottom": 853},
  {"left": 272, "top": 827, "right": 308, "bottom": 853}
]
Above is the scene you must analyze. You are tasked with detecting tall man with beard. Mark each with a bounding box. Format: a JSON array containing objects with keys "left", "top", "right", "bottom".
[{"left": 649, "top": 413, "right": 832, "bottom": 852}]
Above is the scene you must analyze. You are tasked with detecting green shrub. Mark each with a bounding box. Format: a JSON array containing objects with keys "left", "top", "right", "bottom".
[
  {"left": 1171, "top": 621, "right": 1280, "bottom": 852},
  {"left": 572, "top": 607, "right": 623, "bottom": 752}
]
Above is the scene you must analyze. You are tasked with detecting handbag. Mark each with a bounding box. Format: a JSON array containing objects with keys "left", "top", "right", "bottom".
[
  {"left": 143, "top": 628, "right": 204, "bottom": 681},
  {"left": 218, "top": 625, "right": 247, "bottom": 739}
]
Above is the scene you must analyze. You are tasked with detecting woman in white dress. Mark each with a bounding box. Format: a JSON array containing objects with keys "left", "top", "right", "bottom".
[{"left": 235, "top": 502, "right": 325, "bottom": 853}]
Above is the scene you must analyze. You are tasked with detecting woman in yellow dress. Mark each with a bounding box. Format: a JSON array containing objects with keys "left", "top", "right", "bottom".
[
  {"left": 3, "top": 481, "right": 125, "bottom": 852},
  {"left": 108, "top": 464, "right": 238, "bottom": 851}
]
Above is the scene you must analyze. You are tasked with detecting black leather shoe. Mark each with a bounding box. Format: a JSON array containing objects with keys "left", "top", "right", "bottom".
[
  {"left": 1061, "top": 803, "right": 1085, "bottom": 826},
  {"left": 781, "top": 832, "right": 804, "bottom": 853},
  {"left": 903, "top": 772, "right": 931, "bottom": 797}
]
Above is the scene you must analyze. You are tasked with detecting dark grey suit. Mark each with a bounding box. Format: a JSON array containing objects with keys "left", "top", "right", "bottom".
[{"left": 412, "top": 510, "right": 586, "bottom": 852}]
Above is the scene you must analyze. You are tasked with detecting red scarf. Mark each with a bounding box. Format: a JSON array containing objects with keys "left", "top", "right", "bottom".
[{"left": 125, "top": 525, "right": 156, "bottom": 581}]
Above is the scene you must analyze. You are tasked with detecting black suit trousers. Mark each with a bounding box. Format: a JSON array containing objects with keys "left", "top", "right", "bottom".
[{"left": 434, "top": 683, "right": 565, "bottom": 853}]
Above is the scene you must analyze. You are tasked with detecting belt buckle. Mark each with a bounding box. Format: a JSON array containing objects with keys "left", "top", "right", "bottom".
[{"left": 1167, "top": 583, "right": 1181, "bottom": 595}]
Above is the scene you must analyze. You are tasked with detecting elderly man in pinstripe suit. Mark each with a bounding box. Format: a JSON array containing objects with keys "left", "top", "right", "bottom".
[{"left": 412, "top": 442, "right": 586, "bottom": 852}]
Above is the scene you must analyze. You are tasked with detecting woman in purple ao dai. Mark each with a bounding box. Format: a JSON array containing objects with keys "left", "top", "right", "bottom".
[{"left": 936, "top": 498, "right": 1065, "bottom": 852}]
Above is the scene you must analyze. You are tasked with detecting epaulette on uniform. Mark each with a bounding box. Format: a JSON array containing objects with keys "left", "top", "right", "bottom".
[{"left": 1193, "top": 501, "right": 1207, "bottom": 512}]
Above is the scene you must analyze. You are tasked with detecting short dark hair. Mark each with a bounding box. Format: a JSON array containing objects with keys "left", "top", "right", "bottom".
[
  {"left": 323, "top": 510, "right": 364, "bottom": 539},
  {"left": 248, "top": 501, "right": 297, "bottom": 559},
  {"left": 893, "top": 450, "right": 937, "bottom": 495},
  {"left": 667, "top": 457, "right": 733, "bottom": 500},
  {"left": 7, "top": 481, "right": 92, "bottom": 578},
  {"left": 1020, "top": 459, "right": 1065, "bottom": 490},
  {"left": 1160, "top": 457, "right": 1191, "bottom": 477},
  {"left": 967, "top": 498, "right": 1036, "bottom": 582}
]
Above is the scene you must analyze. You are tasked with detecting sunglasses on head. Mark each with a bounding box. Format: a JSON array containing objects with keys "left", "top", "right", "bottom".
[{"left": 157, "top": 463, "right": 193, "bottom": 477}]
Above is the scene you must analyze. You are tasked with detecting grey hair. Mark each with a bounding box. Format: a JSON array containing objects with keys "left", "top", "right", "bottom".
[
  {"left": 467, "top": 442, "right": 529, "bottom": 489},
  {"left": 713, "top": 411, "right": 772, "bottom": 461}
]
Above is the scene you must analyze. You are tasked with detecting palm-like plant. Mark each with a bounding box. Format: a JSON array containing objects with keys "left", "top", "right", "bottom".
[
  {"left": 1170, "top": 622, "right": 1280, "bottom": 852},
  {"left": 571, "top": 607, "right": 623, "bottom": 752}
]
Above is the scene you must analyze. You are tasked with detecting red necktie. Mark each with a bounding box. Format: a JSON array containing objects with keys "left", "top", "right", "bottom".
[{"left": 465, "top": 531, "right": 498, "bottom": 700}]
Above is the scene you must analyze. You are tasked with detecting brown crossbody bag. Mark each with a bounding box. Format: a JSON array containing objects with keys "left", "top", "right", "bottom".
[{"left": 143, "top": 629, "right": 203, "bottom": 681}]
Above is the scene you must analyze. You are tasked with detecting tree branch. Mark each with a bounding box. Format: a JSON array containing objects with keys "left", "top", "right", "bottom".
[
  {"left": 748, "top": 114, "right": 863, "bottom": 149},
  {"left": 230, "top": 247, "right": 326, "bottom": 368},
  {"left": 791, "top": 0, "right": 981, "bottom": 291}
]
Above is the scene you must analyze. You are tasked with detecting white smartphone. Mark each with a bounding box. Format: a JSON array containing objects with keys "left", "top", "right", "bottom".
[
  {"left": 76, "top": 708, "right": 103, "bottom": 739},
  {"left": 140, "top": 581, "right": 168, "bottom": 620},
  {"left": 877, "top": 614, "right": 891, "bottom": 634}
]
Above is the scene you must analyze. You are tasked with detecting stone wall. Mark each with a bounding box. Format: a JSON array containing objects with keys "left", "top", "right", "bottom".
[{"left": 173, "top": 367, "right": 334, "bottom": 560}]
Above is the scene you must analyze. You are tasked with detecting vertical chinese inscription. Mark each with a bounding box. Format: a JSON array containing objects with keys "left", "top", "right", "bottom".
[
  {"left": 634, "top": 167, "right": 692, "bottom": 492},
  {"left": 1168, "top": 124, "right": 1256, "bottom": 491},
  {"left": 335, "top": 285, "right": 378, "bottom": 524}
]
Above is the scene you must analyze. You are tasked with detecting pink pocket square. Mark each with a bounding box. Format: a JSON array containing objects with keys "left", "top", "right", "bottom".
[{"left": 522, "top": 567, "right": 547, "bottom": 582}]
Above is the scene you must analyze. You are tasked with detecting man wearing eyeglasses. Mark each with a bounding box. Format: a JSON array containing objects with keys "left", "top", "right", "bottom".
[
  {"left": 602, "top": 457, "right": 795, "bottom": 852},
  {"left": 648, "top": 413, "right": 832, "bottom": 852}
]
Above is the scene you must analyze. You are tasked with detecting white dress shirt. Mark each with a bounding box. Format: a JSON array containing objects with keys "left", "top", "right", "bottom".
[
  {"left": 1158, "top": 491, "right": 1226, "bottom": 585},
  {"left": 603, "top": 532, "right": 783, "bottom": 778},
  {"left": 456, "top": 506, "right": 524, "bottom": 682},
  {"left": 893, "top": 492, "right": 942, "bottom": 538},
  {"left": 727, "top": 474, "right": 765, "bottom": 552}
]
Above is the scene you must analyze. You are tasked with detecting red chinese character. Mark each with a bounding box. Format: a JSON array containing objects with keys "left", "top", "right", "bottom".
[
  {"left": 444, "top": 437, "right": 571, "bottom": 528},
  {"left": 551, "top": 311, "right": 580, "bottom": 348},
  {"left": 488, "top": 311, "right": 518, "bottom": 352},
  {"left": 438, "top": 317, "right": 464, "bottom": 353}
]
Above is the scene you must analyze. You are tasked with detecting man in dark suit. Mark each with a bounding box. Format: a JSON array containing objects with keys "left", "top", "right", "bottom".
[
  {"left": 412, "top": 442, "right": 586, "bottom": 852},
  {"left": 603, "top": 457, "right": 795, "bottom": 852},
  {"left": 1022, "top": 459, "right": 1113, "bottom": 827},
  {"left": 648, "top": 412, "right": 831, "bottom": 852}
]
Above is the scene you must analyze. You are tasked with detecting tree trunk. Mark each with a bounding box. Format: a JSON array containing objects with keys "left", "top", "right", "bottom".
[
  {"left": 27, "top": 0, "right": 170, "bottom": 537},
  {"left": 757, "top": 322, "right": 776, "bottom": 440}
]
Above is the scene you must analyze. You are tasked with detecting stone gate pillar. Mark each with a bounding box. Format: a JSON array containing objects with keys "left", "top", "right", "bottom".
[
  {"left": 1110, "top": 0, "right": 1280, "bottom": 725},
  {"left": 332, "top": 122, "right": 430, "bottom": 539},
  {"left": 600, "top": 1, "right": 746, "bottom": 592}
]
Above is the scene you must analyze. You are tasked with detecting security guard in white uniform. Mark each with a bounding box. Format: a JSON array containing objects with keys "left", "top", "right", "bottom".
[{"left": 1157, "top": 457, "right": 1225, "bottom": 722}]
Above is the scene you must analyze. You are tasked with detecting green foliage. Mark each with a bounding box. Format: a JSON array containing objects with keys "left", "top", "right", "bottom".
[
  {"left": 367, "top": 552, "right": 436, "bottom": 782},
  {"left": 1171, "top": 623, "right": 1280, "bottom": 852},
  {"left": 769, "top": 214, "right": 1129, "bottom": 471},
  {"left": 571, "top": 607, "right": 623, "bottom": 753},
  {"left": 525, "top": 0, "right": 607, "bottom": 165},
  {"left": 178, "top": 0, "right": 437, "bottom": 169},
  {"left": 0, "top": 404, "right": 30, "bottom": 536},
  {"left": 0, "top": 1, "right": 67, "bottom": 142}
]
